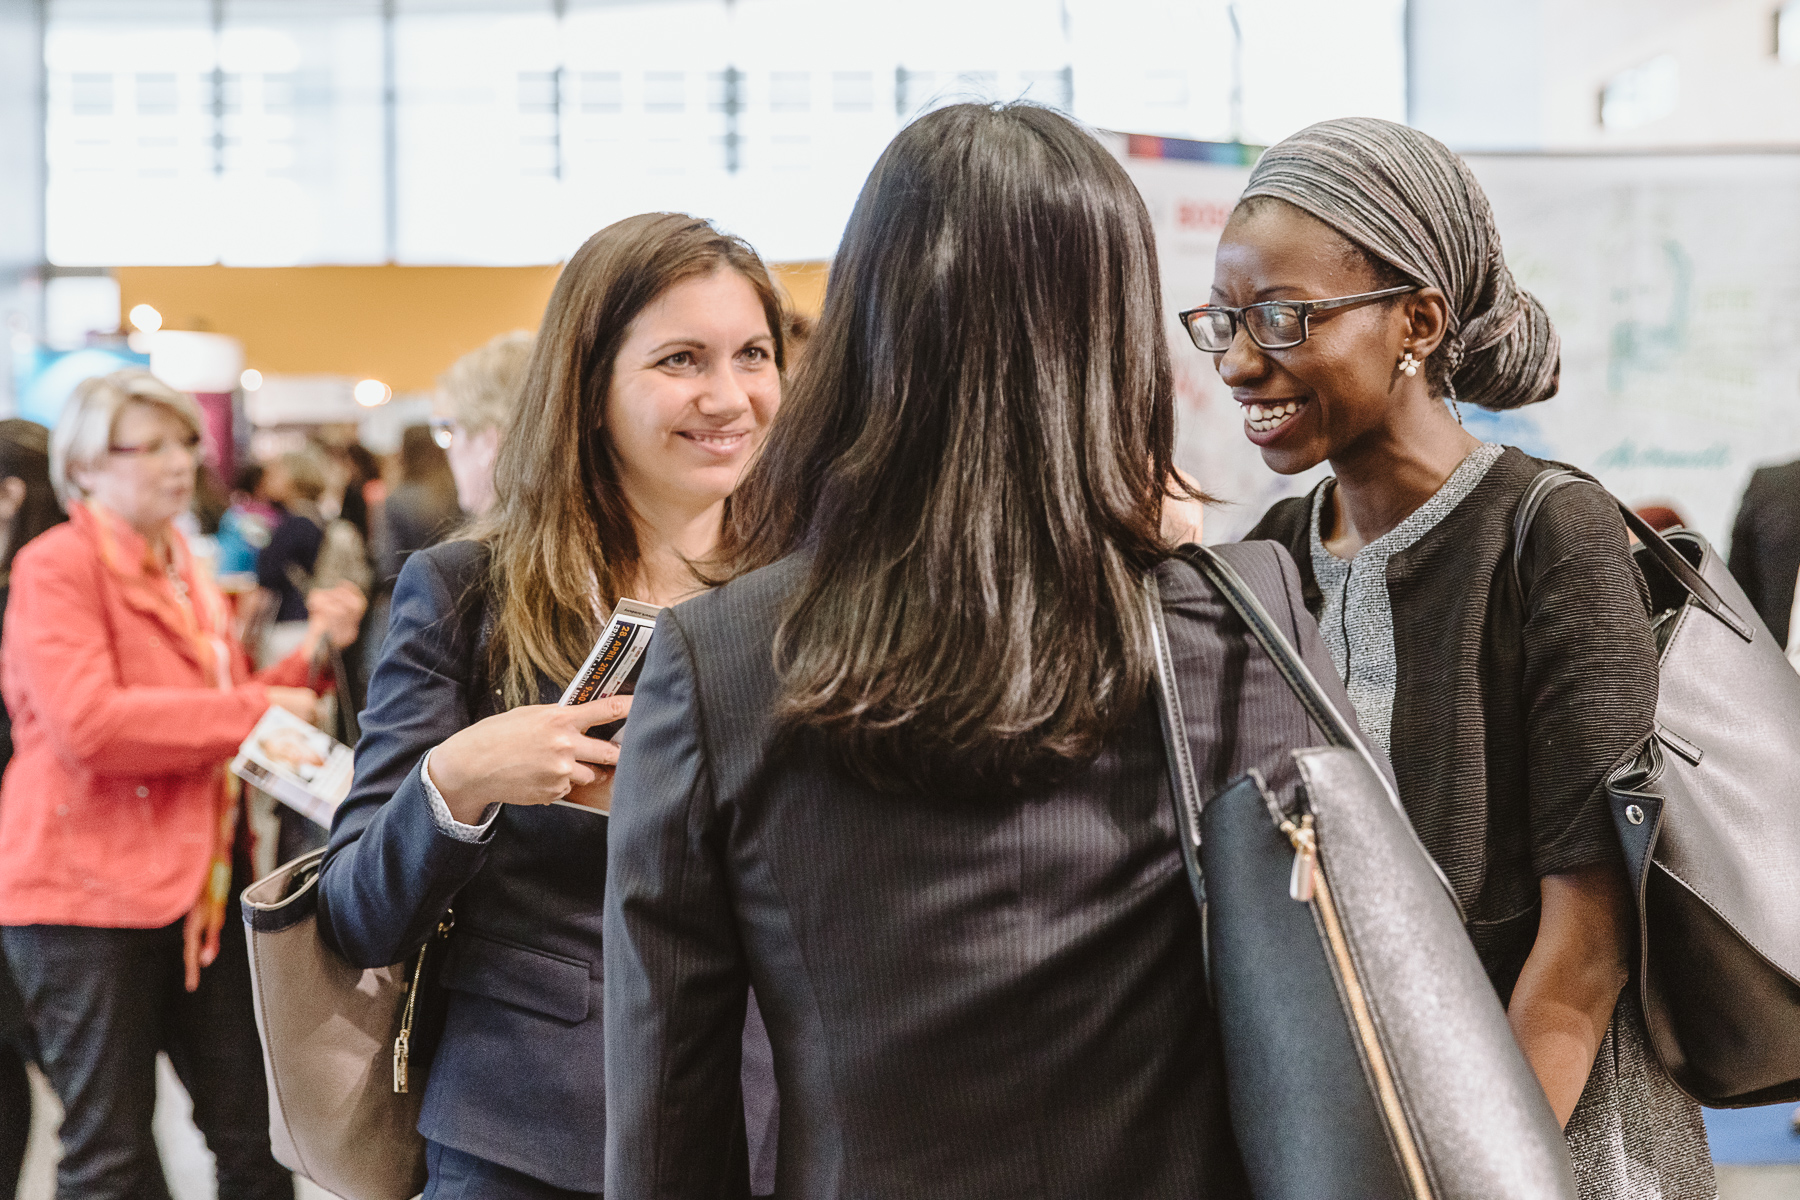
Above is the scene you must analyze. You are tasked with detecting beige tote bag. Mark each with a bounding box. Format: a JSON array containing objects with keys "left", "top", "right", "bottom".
[{"left": 242, "top": 847, "right": 451, "bottom": 1200}]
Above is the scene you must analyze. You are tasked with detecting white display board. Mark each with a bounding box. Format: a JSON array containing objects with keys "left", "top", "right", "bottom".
[
  {"left": 1463, "top": 151, "right": 1800, "bottom": 550},
  {"left": 1116, "top": 141, "right": 1800, "bottom": 550}
]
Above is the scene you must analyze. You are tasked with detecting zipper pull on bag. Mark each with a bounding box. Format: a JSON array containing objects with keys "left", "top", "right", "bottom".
[{"left": 1281, "top": 813, "right": 1317, "bottom": 903}]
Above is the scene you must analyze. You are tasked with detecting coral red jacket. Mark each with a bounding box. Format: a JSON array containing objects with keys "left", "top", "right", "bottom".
[{"left": 0, "top": 503, "right": 313, "bottom": 928}]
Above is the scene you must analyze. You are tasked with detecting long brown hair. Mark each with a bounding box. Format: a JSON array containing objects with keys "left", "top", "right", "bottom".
[
  {"left": 728, "top": 103, "right": 1188, "bottom": 796},
  {"left": 477, "top": 213, "right": 784, "bottom": 708}
]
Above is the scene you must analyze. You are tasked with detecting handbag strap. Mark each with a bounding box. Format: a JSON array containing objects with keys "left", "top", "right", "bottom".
[
  {"left": 1146, "top": 544, "right": 1461, "bottom": 911},
  {"left": 1513, "top": 468, "right": 1755, "bottom": 643}
]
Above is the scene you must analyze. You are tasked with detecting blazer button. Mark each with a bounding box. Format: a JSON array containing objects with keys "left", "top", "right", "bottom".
[
  {"left": 135, "top": 786, "right": 150, "bottom": 798},
  {"left": 147, "top": 636, "right": 160, "bottom": 648},
  {"left": 55, "top": 804, "right": 68, "bottom": 816}
]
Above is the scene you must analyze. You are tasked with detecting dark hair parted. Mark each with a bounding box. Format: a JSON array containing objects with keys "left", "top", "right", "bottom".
[
  {"left": 727, "top": 102, "right": 1189, "bottom": 797},
  {"left": 0, "top": 420, "right": 66, "bottom": 583},
  {"left": 477, "top": 213, "right": 785, "bottom": 709}
]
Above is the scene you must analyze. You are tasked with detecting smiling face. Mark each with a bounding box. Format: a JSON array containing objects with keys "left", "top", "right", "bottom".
[
  {"left": 601, "top": 267, "right": 780, "bottom": 520},
  {"left": 72, "top": 401, "right": 199, "bottom": 536},
  {"left": 1208, "top": 200, "right": 1447, "bottom": 475}
]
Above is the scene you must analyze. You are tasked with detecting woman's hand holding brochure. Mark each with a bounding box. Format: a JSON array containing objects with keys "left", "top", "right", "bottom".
[
  {"left": 429, "top": 597, "right": 659, "bottom": 821},
  {"left": 428, "top": 694, "right": 632, "bottom": 823}
]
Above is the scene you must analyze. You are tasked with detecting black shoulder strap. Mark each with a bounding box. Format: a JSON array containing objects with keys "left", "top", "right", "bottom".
[
  {"left": 1512, "top": 468, "right": 1753, "bottom": 643},
  {"left": 1145, "top": 544, "right": 1456, "bottom": 910}
]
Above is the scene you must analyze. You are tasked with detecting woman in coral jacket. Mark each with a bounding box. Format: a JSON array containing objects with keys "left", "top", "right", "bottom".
[{"left": 0, "top": 369, "right": 363, "bottom": 1200}]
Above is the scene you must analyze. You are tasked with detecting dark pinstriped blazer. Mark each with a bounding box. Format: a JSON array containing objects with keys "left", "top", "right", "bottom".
[{"left": 604, "top": 541, "right": 1371, "bottom": 1200}]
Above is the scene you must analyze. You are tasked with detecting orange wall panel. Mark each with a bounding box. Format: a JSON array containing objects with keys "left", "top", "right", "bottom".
[{"left": 115, "top": 261, "right": 828, "bottom": 395}]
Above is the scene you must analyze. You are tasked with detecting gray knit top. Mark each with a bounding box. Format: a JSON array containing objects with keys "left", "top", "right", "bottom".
[{"left": 1307, "top": 442, "right": 1505, "bottom": 754}]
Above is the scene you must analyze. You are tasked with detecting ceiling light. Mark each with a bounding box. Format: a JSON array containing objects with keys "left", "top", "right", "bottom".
[{"left": 353, "top": 378, "right": 392, "bottom": 407}]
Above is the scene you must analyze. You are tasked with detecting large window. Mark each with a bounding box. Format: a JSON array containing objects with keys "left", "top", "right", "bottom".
[
  {"left": 46, "top": 0, "right": 385, "bottom": 266},
  {"left": 44, "top": 0, "right": 1406, "bottom": 266}
]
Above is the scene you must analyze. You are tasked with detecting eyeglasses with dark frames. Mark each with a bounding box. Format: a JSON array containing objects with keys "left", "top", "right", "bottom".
[{"left": 1177, "top": 284, "right": 1420, "bottom": 353}]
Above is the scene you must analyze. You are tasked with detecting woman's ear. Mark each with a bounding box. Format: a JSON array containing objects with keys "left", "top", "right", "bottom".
[
  {"left": 1403, "top": 287, "right": 1452, "bottom": 360},
  {"left": 66, "top": 461, "right": 96, "bottom": 503}
]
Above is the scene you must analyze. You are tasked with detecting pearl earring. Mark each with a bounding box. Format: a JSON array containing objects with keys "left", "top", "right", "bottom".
[{"left": 1399, "top": 350, "right": 1420, "bottom": 378}]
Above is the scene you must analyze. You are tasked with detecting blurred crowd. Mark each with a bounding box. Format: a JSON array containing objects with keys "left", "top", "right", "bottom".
[{"left": 0, "top": 326, "right": 537, "bottom": 1196}]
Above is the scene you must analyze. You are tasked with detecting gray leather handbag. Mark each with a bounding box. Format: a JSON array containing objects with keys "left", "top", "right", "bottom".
[
  {"left": 1516, "top": 469, "right": 1800, "bottom": 1106},
  {"left": 241, "top": 848, "right": 453, "bottom": 1200},
  {"left": 1148, "top": 544, "right": 1576, "bottom": 1200}
]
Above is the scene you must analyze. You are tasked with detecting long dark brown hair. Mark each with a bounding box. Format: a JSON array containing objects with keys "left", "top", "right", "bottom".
[
  {"left": 0, "top": 420, "right": 65, "bottom": 585},
  {"left": 728, "top": 103, "right": 1188, "bottom": 796},
  {"left": 476, "top": 213, "right": 784, "bottom": 708}
]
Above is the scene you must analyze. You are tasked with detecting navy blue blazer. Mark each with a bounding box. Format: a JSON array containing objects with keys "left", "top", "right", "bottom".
[{"left": 318, "top": 538, "right": 773, "bottom": 1193}]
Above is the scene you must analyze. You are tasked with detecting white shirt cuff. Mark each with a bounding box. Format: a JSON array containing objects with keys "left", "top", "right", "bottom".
[{"left": 421, "top": 747, "right": 500, "bottom": 843}]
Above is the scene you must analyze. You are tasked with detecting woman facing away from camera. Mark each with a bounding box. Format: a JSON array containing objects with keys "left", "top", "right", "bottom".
[
  {"left": 316, "top": 213, "right": 785, "bottom": 1199},
  {"left": 601, "top": 102, "right": 1378, "bottom": 1200},
  {"left": 1189, "top": 118, "right": 1710, "bottom": 1195}
]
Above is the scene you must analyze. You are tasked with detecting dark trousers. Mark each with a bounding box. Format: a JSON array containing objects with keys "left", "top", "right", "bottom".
[
  {"left": 3, "top": 908, "right": 291, "bottom": 1200},
  {"left": 0, "top": 940, "right": 34, "bottom": 1198},
  {"left": 423, "top": 1141, "right": 600, "bottom": 1200}
]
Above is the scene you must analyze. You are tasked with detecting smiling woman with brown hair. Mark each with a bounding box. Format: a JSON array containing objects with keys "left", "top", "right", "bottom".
[
  {"left": 1202, "top": 117, "right": 1712, "bottom": 1197},
  {"left": 316, "top": 213, "right": 785, "bottom": 1198}
]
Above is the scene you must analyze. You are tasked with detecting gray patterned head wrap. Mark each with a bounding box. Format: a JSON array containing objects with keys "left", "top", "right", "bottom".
[{"left": 1239, "top": 117, "right": 1558, "bottom": 411}]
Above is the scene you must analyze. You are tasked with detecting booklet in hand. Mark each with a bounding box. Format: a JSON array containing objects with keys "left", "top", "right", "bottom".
[
  {"left": 231, "top": 705, "right": 355, "bottom": 828},
  {"left": 560, "top": 597, "right": 661, "bottom": 705},
  {"left": 552, "top": 597, "right": 661, "bottom": 815}
]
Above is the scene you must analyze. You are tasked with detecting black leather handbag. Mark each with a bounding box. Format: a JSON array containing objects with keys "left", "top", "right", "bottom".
[
  {"left": 1147, "top": 545, "right": 1576, "bottom": 1200},
  {"left": 1516, "top": 470, "right": 1800, "bottom": 1107}
]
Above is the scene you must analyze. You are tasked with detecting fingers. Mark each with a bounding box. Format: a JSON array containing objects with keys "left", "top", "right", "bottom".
[
  {"left": 571, "top": 734, "right": 621, "bottom": 766},
  {"left": 565, "top": 694, "right": 633, "bottom": 728}
]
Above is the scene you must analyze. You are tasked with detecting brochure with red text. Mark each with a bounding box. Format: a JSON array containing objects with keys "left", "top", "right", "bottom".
[{"left": 553, "top": 597, "right": 660, "bottom": 814}]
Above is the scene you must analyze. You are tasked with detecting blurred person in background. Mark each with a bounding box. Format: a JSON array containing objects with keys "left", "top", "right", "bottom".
[
  {"left": 258, "top": 444, "right": 372, "bottom": 659},
  {"left": 0, "top": 370, "right": 363, "bottom": 1200},
  {"left": 214, "top": 463, "right": 275, "bottom": 590},
  {"left": 1223, "top": 119, "right": 1710, "bottom": 1195},
  {"left": 1727, "top": 456, "right": 1800, "bottom": 641},
  {"left": 378, "top": 424, "right": 461, "bottom": 591},
  {"left": 317, "top": 214, "right": 784, "bottom": 1199},
  {"left": 330, "top": 440, "right": 381, "bottom": 544},
  {"left": 432, "top": 329, "right": 534, "bottom": 518},
  {"left": 254, "top": 446, "right": 329, "bottom": 663},
  {"left": 0, "top": 418, "right": 64, "bottom": 1197}
]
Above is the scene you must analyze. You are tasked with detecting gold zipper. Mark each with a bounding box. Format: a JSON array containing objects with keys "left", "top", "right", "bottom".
[
  {"left": 394, "top": 912, "right": 455, "bottom": 1095},
  {"left": 1280, "top": 815, "right": 1434, "bottom": 1200}
]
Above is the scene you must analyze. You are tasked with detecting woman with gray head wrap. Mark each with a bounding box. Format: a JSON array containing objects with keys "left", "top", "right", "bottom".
[
  {"left": 1237, "top": 116, "right": 1560, "bottom": 413},
  {"left": 1211, "top": 118, "right": 1714, "bottom": 1199}
]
